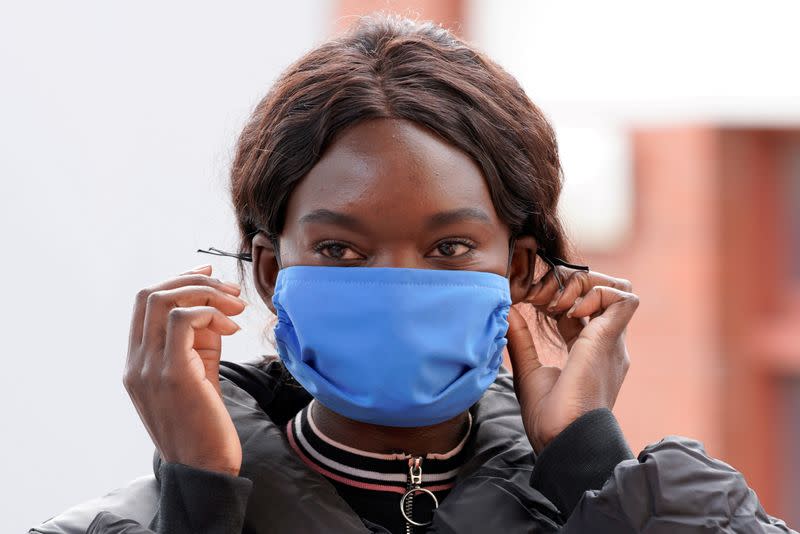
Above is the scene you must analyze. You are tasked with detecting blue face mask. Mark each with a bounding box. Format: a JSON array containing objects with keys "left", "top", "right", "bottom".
[
  {"left": 271, "top": 265, "right": 512, "bottom": 427},
  {"left": 196, "top": 236, "right": 589, "bottom": 427}
]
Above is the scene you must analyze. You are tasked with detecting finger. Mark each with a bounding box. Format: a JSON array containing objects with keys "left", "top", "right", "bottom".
[
  {"left": 193, "top": 324, "right": 223, "bottom": 354},
  {"left": 177, "top": 265, "right": 242, "bottom": 295},
  {"left": 162, "top": 305, "right": 241, "bottom": 374},
  {"left": 179, "top": 265, "right": 242, "bottom": 295},
  {"left": 505, "top": 306, "right": 562, "bottom": 434},
  {"left": 555, "top": 314, "right": 589, "bottom": 352},
  {"left": 197, "top": 331, "right": 225, "bottom": 398},
  {"left": 177, "top": 265, "right": 243, "bottom": 294},
  {"left": 505, "top": 305, "right": 543, "bottom": 382},
  {"left": 130, "top": 271, "right": 243, "bottom": 348},
  {"left": 546, "top": 271, "right": 633, "bottom": 315},
  {"left": 565, "top": 286, "right": 640, "bottom": 332},
  {"left": 129, "top": 265, "right": 213, "bottom": 352},
  {"left": 140, "top": 285, "right": 247, "bottom": 359},
  {"left": 525, "top": 266, "right": 565, "bottom": 308},
  {"left": 180, "top": 264, "right": 213, "bottom": 275},
  {"left": 561, "top": 287, "right": 637, "bottom": 408}
]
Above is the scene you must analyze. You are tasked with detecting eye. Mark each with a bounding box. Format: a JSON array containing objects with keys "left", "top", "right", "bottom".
[
  {"left": 428, "top": 239, "right": 476, "bottom": 258},
  {"left": 313, "top": 240, "right": 364, "bottom": 261}
]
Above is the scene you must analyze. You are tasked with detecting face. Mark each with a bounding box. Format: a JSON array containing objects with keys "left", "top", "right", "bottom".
[{"left": 252, "top": 118, "right": 537, "bottom": 312}]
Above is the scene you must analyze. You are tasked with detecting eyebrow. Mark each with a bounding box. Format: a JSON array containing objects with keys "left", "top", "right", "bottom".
[
  {"left": 425, "top": 207, "right": 492, "bottom": 229},
  {"left": 298, "top": 209, "right": 367, "bottom": 232},
  {"left": 298, "top": 207, "right": 492, "bottom": 232}
]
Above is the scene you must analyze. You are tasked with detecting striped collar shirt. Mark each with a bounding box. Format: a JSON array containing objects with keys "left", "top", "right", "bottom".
[{"left": 286, "top": 399, "right": 473, "bottom": 532}]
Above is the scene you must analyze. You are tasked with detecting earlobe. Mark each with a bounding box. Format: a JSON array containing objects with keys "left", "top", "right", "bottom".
[
  {"left": 251, "top": 232, "right": 281, "bottom": 313},
  {"left": 508, "top": 235, "right": 538, "bottom": 304}
]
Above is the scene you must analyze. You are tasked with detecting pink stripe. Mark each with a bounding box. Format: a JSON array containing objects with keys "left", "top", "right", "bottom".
[
  {"left": 418, "top": 483, "right": 455, "bottom": 493},
  {"left": 286, "top": 419, "right": 454, "bottom": 495}
]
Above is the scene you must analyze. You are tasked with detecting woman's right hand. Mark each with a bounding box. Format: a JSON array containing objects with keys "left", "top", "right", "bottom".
[{"left": 123, "top": 264, "right": 248, "bottom": 476}]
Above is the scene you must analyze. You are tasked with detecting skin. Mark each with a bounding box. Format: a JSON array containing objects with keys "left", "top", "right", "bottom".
[{"left": 123, "top": 117, "right": 639, "bottom": 476}]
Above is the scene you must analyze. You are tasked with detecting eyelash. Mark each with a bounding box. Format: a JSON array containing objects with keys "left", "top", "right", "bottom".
[
  {"left": 312, "top": 240, "right": 362, "bottom": 260},
  {"left": 431, "top": 238, "right": 477, "bottom": 258},
  {"left": 311, "top": 238, "right": 478, "bottom": 261}
]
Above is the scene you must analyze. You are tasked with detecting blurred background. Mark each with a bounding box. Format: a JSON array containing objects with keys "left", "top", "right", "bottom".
[{"left": 3, "top": 0, "right": 799, "bottom": 531}]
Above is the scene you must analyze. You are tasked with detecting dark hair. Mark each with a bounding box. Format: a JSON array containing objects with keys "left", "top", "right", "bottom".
[{"left": 230, "top": 13, "right": 574, "bottom": 340}]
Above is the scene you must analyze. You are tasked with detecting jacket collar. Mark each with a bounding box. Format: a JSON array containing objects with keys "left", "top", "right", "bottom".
[{"left": 153, "top": 360, "right": 562, "bottom": 533}]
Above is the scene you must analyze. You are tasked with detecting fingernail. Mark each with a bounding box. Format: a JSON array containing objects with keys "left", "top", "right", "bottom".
[
  {"left": 529, "top": 282, "right": 543, "bottom": 298},
  {"left": 566, "top": 297, "right": 583, "bottom": 318},
  {"left": 191, "top": 263, "right": 211, "bottom": 271},
  {"left": 222, "top": 280, "right": 241, "bottom": 289},
  {"left": 547, "top": 290, "right": 562, "bottom": 311}
]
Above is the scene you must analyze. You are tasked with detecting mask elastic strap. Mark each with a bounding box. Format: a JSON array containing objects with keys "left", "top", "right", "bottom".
[
  {"left": 505, "top": 236, "right": 516, "bottom": 278},
  {"left": 196, "top": 247, "right": 252, "bottom": 261},
  {"left": 535, "top": 248, "right": 590, "bottom": 291},
  {"left": 270, "top": 235, "right": 283, "bottom": 269},
  {"left": 505, "top": 233, "right": 591, "bottom": 290},
  {"left": 196, "top": 230, "right": 282, "bottom": 267}
]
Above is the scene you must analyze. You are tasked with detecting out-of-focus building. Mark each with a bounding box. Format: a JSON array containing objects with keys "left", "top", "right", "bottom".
[
  {"left": 594, "top": 127, "right": 800, "bottom": 524},
  {"left": 339, "top": 0, "right": 800, "bottom": 523}
]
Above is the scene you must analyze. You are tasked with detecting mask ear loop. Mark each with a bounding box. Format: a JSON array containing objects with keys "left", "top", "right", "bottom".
[
  {"left": 271, "top": 236, "right": 283, "bottom": 269},
  {"left": 506, "top": 234, "right": 590, "bottom": 291},
  {"left": 196, "top": 247, "right": 253, "bottom": 261},
  {"left": 536, "top": 249, "right": 590, "bottom": 291},
  {"left": 505, "top": 236, "right": 517, "bottom": 278},
  {"left": 196, "top": 231, "right": 282, "bottom": 267}
]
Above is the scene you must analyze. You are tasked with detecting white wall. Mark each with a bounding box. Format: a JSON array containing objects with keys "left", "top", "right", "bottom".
[{"left": 0, "top": 1, "right": 331, "bottom": 531}]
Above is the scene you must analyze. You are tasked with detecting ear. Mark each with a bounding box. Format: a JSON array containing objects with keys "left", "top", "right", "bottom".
[
  {"left": 508, "top": 235, "right": 538, "bottom": 305},
  {"left": 251, "top": 232, "right": 281, "bottom": 314}
]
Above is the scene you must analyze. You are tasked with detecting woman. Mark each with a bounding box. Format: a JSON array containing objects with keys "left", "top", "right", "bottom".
[{"left": 85, "top": 14, "right": 793, "bottom": 534}]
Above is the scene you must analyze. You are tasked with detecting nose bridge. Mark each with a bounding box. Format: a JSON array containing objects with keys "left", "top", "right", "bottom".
[{"left": 372, "top": 243, "right": 423, "bottom": 269}]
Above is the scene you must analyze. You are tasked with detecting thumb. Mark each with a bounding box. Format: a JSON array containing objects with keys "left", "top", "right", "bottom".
[{"left": 505, "top": 305, "right": 543, "bottom": 382}]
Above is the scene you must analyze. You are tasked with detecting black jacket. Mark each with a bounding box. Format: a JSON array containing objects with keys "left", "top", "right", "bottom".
[{"left": 31, "top": 358, "right": 796, "bottom": 533}]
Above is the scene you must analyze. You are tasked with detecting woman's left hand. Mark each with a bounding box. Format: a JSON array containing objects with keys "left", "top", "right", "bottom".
[{"left": 505, "top": 267, "right": 639, "bottom": 453}]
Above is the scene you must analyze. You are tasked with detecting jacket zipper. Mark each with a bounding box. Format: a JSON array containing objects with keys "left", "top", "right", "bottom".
[{"left": 404, "top": 456, "right": 424, "bottom": 533}]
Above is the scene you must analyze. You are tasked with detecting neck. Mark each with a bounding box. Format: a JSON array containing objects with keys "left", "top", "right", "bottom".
[{"left": 310, "top": 400, "right": 471, "bottom": 456}]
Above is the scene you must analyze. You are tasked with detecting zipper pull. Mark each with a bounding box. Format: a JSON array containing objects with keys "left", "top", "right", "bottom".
[
  {"left": 409, "top": 456, "right": 423, "bottom": 487},
  {"left": 400, "top": 456, "right": 439, "bottom": 529}
]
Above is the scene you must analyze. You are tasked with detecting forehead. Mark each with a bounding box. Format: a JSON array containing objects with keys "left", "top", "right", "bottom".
[{"left": 283, "top": 118, "right": 502, "bottom": 232}]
